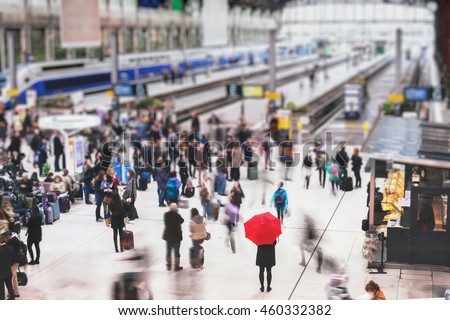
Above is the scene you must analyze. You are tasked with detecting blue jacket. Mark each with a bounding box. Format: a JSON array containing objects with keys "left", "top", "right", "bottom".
[{"left": 271, "top": 188, "right": 288, "bottom": 211}]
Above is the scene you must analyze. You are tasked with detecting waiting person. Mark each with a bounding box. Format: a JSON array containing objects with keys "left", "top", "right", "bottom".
[
  {"left": 365, "top": 280, "right": 386, "bottom": 300},
  {"left": 26, "top": 206, "right": 42, "bottom": 265},
  {"left": 335, "top": 146, "right": 349, "bottom": 178},
  {"left": 37, "top": 137, "right": 49, "bottom": 177},
  {"left": 189, "top": 208, "right": 207, "bottom": 270},
  {"left": 162, "top": 203, "right": 184, "bottom": 271},
  {"left": 44, "top": 172, "right": 54, "bottom": 183},
  {"left": 230, "top": 142, "right": 243, "bottom": 181},
  {"left": 166, "top": 171, "right": 181, "bottom": 205},
  {"left": 83, "top": 159, "right": 95, "bottom": 204},
  {"left": 109, "top": 193, "right": 125, "bottom": 253},
  {"left": 101, "top": 174, "right": 115, "bottom": 219},
  {"left": 62, "top": 169, "right": 80, "bottom": 201},
  {"left": 94, "top": 171, "right": 105, "bottom": 222},
  {"left": 256, "top": 240, "right": 276, "bottom": 292},
  {"left": 53, "top": 131, "right": 65, "bottom": 172},
  {"left": 155, "top": 161, "right": 169, "bottom": 207},
  {"left": 49, "top": 175, "right": 67, "bottom": 195},
  {"left": 199, "top": 173, "right": 214, "bottom": 220},
  {"left": 0, "top": 234, "right": 15, "bottom": 300},
  {"left": 374, "top": 188, "right": 389, "bottom": 225},
  {"left": 18, "top": 174, "right": 33, "bottom": 195},
  {"left": 124, "top": 169, "right": 138, "bottom": 220},
  {"left": 351, "top": 148, "right": 362, "bottom": 188},
  {"left": 316, "top": 151, "right": 327, "bottom": 188},
  {"left": 271, "top": 182, "right": 288, "bottom": 225},
  {"left": 178, "top": 154, "right": 189, "bottom": 196}
]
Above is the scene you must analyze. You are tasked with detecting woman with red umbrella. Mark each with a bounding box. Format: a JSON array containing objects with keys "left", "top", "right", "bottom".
[
  {"left": 256, "top": 240, "right": 276, "bottom": 292},
  {"left": 244, "top": 212, "right": 281, "bottom": 293}
]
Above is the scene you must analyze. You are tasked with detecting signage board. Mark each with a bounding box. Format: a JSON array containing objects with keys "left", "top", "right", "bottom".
[
  {"left": 265, "top": 92, "right": 281, "bottom": 100},
  {"left": 113, "top": 84, "right": 147, "bottom": 97},
  {"left": 6, "top": 89, "right": 19, "bottom": 97},
  {"left": 429, "top": 87, "right": 446, "bottom": 102},
  {"left": 242, "top": 85, "right": 265, "bottom": 98},
  {"left": 404, "top": 87, "right": 429, "bottom": 102}
]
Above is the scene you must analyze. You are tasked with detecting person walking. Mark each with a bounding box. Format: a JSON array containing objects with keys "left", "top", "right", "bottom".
[
  {"left": 302, "top": 147, "right": 316, "bottom": 189},
  {"left": 124, "top": 169, "right": 138, "bottom": 220},
  {"left": 365, "top": 280, "right": 386, "bottom": 300},
  {"left": 109, "top": 193, "right": 125, "bottom": 253},
  {"left": 178, "top": 155, "right": 189, "bottom": 195},
  {"left": 230, "top": 142, "right": 243, "bottom": 181},
  {"left": 199, "top": 173, "right": 214, "bottom": 220},
  {"left": 256, "top": 240, "right": 276, "bottom": 292},
  {"left": 0, "top": 234, "right": 15, "bottom": 300},
  {"left": 271, "top": 182, "right": 288, "bottom": 225},
  {"left": 189, "top": 208, "right": 207, "bottom": 270},
  {"left": 37, "top": 137, "right": 49, "bottom": 177},
  {"left": 351, "top": 148, "right": 362, "bottom": 188},
  {"left": 299, "top": 215, "right": 323, "bottom": 273},
  {"left": 155, "top": 161, "right": 169, "bottom": 207},
  {"left": 162, "top": 203, "right": 184, "bottom": 271},
  {"left": 316, "top": 152, "right": 327, "bottom": 188},
  {"left": 326, "top": 160, "right": 339, "bottom": 197},
  {"left": 229, "top": 181, "right": 245, "bottom": 208},
  {"left": 26, "top": 206, "right": 42, "bottom": 265}
]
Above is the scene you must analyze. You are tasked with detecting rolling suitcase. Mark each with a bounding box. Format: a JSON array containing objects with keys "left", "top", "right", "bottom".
[
  {"left": 342, "top": 177, "right": 353, "bottom": 192},
  {"left": 46, "top": 192, "right": 58, "bottom": 203},
  {"left": 44, "top": 204, "right": 54, "bottom": 225},
  {"left": 138, "top": 175, "right": 148, "bottom": 191},
  {"left": 189, "top": 247, "right": 204, "bottom": 268},
  {"left": 247, "top": 165, "right": 258, "bottom": 180},
  {"left": 121, "top": 229, "right": 134, "bottom": 250},
  {"left": 50, "top": 200, "right": 61, "bottom": 221},
  {"left": 59, "top": 195, "right": 71, "bottom": 213}
]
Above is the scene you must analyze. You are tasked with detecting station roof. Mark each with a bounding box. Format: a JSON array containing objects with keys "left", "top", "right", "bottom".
[
  {"left": 287, "top": 0, "right": 431, "bottom": 6},
  {"left": 228, "top": 0, "right": 294, "bottom": 11}
]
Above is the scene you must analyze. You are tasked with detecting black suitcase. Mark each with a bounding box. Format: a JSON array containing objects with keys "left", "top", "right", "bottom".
[
  {"left": 189, "top": 247, "right": 204, "bottom": 268},
  {"left": 343, "top": 177, "right": 353, "bottom": 192},
  {"left": 138, "top": 176, "right": 148, "bottom": 191},
  {"left": 361, "top": 219, "right": 369, "bottom": 231}
]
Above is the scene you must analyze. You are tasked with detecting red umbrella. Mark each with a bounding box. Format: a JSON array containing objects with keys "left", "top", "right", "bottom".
[{"left": 244, "top": 212, "right": 282, "bottom": 246}]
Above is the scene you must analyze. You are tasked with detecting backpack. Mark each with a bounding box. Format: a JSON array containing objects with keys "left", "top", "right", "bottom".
[
  {"left": 17, "top": 240, "right": 28, "bottom": 266},
  {"left": 166, "top": 180, "right": 178, "bottom": 200},
  {"left": 274, "top": 190, "right": 285, "bottom": 207}
]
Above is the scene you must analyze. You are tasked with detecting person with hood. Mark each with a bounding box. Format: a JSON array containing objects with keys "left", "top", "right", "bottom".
[
  {"left": 189, "top": 208, "right": 207, "bottom": 270},
  {"left": 162, "top": 203, "right": 184, "bottom": 271},
  {"left": 166, "top": 171, "right": 181, "bottom": 205},
  {"left": 365, "top": 280, "right": 386, "bottom": 300},
  {"left": 271, "top": 182, "right": 288, "bottom": 225}
]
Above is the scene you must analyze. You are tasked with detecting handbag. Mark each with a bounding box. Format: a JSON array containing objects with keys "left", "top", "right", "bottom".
[
  {"left": 204, "top": 231, "right": 211, "bottom": 241},
  {"left": 17, "top": 268, "right": 28, "bottom": 286},
  {"left": 105, "top": 217, "right": 111, "bottom": 228}
]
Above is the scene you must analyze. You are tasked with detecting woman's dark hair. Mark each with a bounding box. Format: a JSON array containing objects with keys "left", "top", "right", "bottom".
[
  {"left": 106, "top": 174, "right": 113, "bottom": 183},
  {"left": 47, "top": 172, "right": 54, "bottom": 178},
  {"left": 109, "top": 192, "right": 123, "bottom": 216},
  {"left": 96, "top": 171, "right": 105, "bottom": 180},
  {"left": 63, "top": 169, "right": 69, "bottom": 176},
  {"left": 169, "top": 171, "right": 177, "bottom": 178},
  {"left": 128, "top": 169, "right": 136, "bottom": 179},
  {"left": 190, "top": 208, "right": 200, "bottom": 219},
  {"left": 30, "top": 172, "right": 38, "bottom": 181},
  {"left": 365, "top": 280, "right": 380, "bottom": 293}
]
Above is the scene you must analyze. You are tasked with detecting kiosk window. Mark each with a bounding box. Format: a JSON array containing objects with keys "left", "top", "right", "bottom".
[{"left": 417, "top": 194, "right": 447, "bottom": 232}]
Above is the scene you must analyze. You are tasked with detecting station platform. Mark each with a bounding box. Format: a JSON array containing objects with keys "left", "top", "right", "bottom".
[{"left": 14, "top": 153, "right": 450, "bottom": 300}]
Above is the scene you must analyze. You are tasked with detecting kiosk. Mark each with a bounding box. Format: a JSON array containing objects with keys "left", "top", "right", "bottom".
[{"left": 38, "top": 115, "right": 101, "bottom": 175}]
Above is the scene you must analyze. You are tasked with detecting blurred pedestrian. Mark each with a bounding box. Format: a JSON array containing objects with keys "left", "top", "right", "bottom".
[
  {"left": 189, "top": 208, "right": 207, "bottom": 270},
  {"left": 0, "top": 234, "right": 15, "bottom": 300},
  {"left": 365, "top": 280, "right": 386, "bottom": 300},
  {"left": 162, "top": 203, "right": 184, "bottom": 271},
  {"left": 155, "top": 160, "right": 169, "bottom": 207},
  {"left": 5, "top": 231, "right": 21, "bottom": 298},
  {"left": 178, "top": 154, "right": 189, "bottom": 196},
  {"left": 326, "top": 160, "right": 339, "bottom": 197},
  {"left": 224, "top": 202, "right": 239, "bottom": 253},
  {"left": 300, "top": 215, "right": 323, "bottom": 273},
  {"left": 302, "top": 147, "right": 316, "bottom": 189},
  {"left": 256, "top": 240, "right": 276, "bottom": 292},
  {"left": 230, "top": 142, "right": 242, "bottom": 181},
  {"left": 351, "top": 148, "right": 362, "bottom": 188},
  {"left": 271, "top": 182, "right": 288, "bottom": 225},
  {"left": 94, "top": 171, "right": 105, "bottom": 222},
  {"left": 124, "top": 169, "right": 138, "bottom": 220}
]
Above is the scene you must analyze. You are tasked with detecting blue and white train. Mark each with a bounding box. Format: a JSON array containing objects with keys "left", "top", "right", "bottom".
[{"left": 0, "top": 43, "right": 317, "bottom": 108}]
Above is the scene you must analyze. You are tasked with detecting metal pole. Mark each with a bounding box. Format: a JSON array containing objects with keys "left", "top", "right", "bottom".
[
  {"left": 7, "top": 31, "right": 17, "bottom": 108},
  {"left": 396, "top": 28, "right": 402, "bottom": 91},
  {"left": 268, "top": 29, "right": 276, "bottom": 92},
  {"left": 110, "top": 28, "right": 119, "bottom": 124}
]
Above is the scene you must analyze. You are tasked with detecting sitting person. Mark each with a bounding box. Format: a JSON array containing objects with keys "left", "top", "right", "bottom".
[
  {"left": 49, "top": 175, "right": 67, "bottom": 195},
  {"left": 18, "top": 174, "right": 33, "bottom": 195},
  {"left": 62, "top": 169, "right": 80, "bottom": 197},
  {"left": 44, "top": 172, "right": 54, "bottom": 183}
]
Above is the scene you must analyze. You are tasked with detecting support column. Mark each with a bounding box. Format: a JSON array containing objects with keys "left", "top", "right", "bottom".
[
  {"left": 45, "top": 27, "right": 55, "bottom": 61},
  {"left": 395, "top": 28, "right": 402, "bottom": 90},
  {"left": 0, "top": 27, "right": 5, "bottom": 71},
  {"left": 118, "top": 27, "right": 125, "bottom": 54},
  {"left": 133, "top": 28, "right": 139, "bottom": 53},
  {"left": 110, "top": 28, "right": 120, "bottom": 124},
  {"left": 7, "top": 31, "right": 17, "bottom": 107},
  {"left": 268, "top": 29, "right": 276, "bottom": 92},
  {"left": 168, "top": 27, "right": 174, "bottom": 50},
  {"left": 20, "top": 27, "right": 28, "bottom": 63},
  {"left": 66, "top": 48, "right": 75, "bottom": 59}
]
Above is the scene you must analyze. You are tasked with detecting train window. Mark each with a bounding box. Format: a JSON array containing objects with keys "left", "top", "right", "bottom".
[
  {"left": 43, "top": 73, "right": 110, "bottom": 92},
  {"left": 0, "top": 75, "right": 7, "bottom": 89}
]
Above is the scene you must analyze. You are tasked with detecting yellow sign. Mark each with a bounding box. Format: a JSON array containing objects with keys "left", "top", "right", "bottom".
[
  {"left": 265, "top": 92, "right": 281, "bottom": 100},
  {"left": 242, "top": 85, "right": 264, "bottom": 98},
  {"left": 106, "top": 90, "right": 114, "bottom": 97},
  {"left": 363, "top": 121, "right": 370, "bottom": 132},
  {"left": 388, "top": 94, "right": 404, "bottom": 103},
  {"left": 297, "top": 119, "right": 303, "bottom": 130},
  {"left": 6, "top": 89, "right": 19, "bottom": 97}
]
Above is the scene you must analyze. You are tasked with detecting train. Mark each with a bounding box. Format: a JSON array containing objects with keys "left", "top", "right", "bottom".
[{"left": 0, "top": 43, "right": 317, "bottom": 108}]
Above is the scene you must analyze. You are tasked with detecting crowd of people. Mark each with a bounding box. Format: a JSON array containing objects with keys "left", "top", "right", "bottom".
[{"left": 0, "top": 97, "right": 376, "bottom": 300}]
